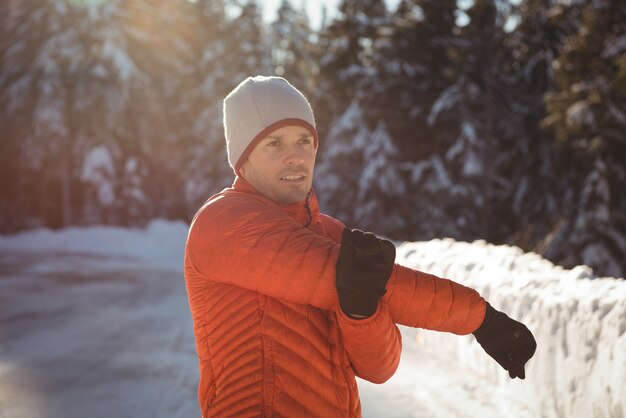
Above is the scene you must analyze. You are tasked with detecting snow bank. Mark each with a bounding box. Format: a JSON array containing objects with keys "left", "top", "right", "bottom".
[
  {"left": 1, "top": 222, "right": 624, "bottom": 417},
  {"left": 0, "top": 220, "right": 188, "bottom": 270},
  {"left": 397, "top": 239, "right": 626, "bottom": 418}
]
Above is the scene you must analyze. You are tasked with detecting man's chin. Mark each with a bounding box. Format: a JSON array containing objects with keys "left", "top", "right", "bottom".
[{"left": 276, "top": 188, "right": 310, "bottom": 205}]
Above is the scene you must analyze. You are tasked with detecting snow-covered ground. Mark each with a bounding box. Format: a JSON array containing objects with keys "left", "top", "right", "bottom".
[{"left": 0, "top": 221, "right": 624, "bottom": 418}]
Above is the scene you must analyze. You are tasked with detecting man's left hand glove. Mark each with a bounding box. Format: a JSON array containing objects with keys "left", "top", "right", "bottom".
[
  {"left": 335, "top": 228, "right": 396, "bottom": 318},
  {"left": 473, "top": 303, "right": 537, "bottom": 379}
]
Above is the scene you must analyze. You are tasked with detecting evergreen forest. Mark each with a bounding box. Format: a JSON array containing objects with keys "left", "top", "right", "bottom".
[{"left": 1, "top": 0, "right": 625, "bottom": 277}]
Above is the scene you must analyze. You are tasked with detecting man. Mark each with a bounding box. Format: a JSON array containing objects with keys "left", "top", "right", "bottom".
[{"left": 184, "top": 76, "right": 537, "bottom": 417}]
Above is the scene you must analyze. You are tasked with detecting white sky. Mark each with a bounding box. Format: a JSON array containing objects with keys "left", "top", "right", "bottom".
[
  {"left": 260, "top": 0, "right": 339, "bottom": 29},
  {"left": 260, "top": 0, "right": 401, "bottom": 30},
  {"left": 259, "top": 0, "right": 520, "bottom": 32}
]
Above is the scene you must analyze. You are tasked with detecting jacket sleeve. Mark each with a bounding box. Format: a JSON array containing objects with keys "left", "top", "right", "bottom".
[
  {"left": 335, "top": 301, "right": 402, "bottom": 384},
  {"left": 185, "top": 194, "right": 339, "bottom": 309},
  {"left": 185, "top": 194, "right": 486, "bottom": 335},
  {"left": 383, "top": 264, "right": 486, "bottom": 335}
]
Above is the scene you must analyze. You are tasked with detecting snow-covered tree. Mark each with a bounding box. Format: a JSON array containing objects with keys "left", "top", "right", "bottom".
[
  {"left": 0, "top": 0, "right": 195, "bottom": 230},
  {"left": 315, "top": 100, "right": 368, "bottom": 222},
  {"left": 179, "top": 0, "right": 274, "bottom": 217},
  {"left": 561, "top": 159, "right": 624, "bottom": 277},
  {"left": 495, "top": 0, "right": 562, "bottom": 251},
  {"left": 368, "top": 0, "right": 509, "bottom": 241},
  {"left": 314, "top": 0, "right": 388, "bottom": 142},
  {"left": 315, "top": 100, "right": 405, "bottom": 235},
  {"left": 354, "top": 121, "right": 406, "bottom": 234},
  {"left": 221, "top": 1, "right": 272, "bottom": 84},
  {"left": 270, "top": 0, "right": 316, "bottom": 87},
  {"left": 1, "top": 0, "right": 622, "bottom": 277},
  {"left": 541, "top": 0, "right": 626, "bottom": 276},
  {"left": 379, "top": 0, "right": 458, "bottom": 160},
  {"left": 80, "top": 145, "right": 117, "bottom": 224},
  {"left": 451, "top": 0, "right": 514, "bottom": 240},
  {"left": 172, "top": 0, "right": 232, "bottom": 215}
]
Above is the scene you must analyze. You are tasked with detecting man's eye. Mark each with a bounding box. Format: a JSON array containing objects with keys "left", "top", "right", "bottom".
[
  {"left": 299, "top": 138, "right": 312, "bottom": 145},
  {"left": 267, "top": 141, "right": 281, "bottom": 147}
]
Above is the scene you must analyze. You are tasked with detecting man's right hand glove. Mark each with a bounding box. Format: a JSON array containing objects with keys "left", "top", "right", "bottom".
[
  {"left": 473, "top": 303, "right": 537, "bottom": 379},
  {"left": 335, "top": 228, "right": 396, "bottom": 318}
]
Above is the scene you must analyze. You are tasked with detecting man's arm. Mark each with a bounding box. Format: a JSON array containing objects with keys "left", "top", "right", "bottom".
[
  {"left": 384, "top": 264, "right": 486, "bottom": 335},
  {"left": 187, "top": 193, "right": 536, "bottom": 378},
  {"left": 333, "top": 228, "right": 402, "bottom": 384},
  {"left": 185, "top": 193, "right": 485, "bottom": 334},
  {"left": 335, "top": 302, "right": 401, "bottom": 384},
  {"left": 185, "top": 193, "right": 338, "bottom": 309}
]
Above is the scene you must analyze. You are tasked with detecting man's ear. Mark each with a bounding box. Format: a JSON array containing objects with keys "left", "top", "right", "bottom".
[{"left": 238, "top": 161, "right": 248, "bottom": 180}]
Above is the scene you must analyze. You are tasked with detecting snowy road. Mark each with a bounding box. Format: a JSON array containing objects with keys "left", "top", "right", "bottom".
[
  {"left": 359, "top": 329, "right": 534, "bottom": 418},
  {"left": 0, "top": 251, "right": 531, "bottom": 418},
  {"left": 0, "top": 252, "right": 198, "bottom": 418}
]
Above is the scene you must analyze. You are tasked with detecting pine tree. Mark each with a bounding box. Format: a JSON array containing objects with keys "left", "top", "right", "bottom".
[
  {"left": 173, "top": 0, "right": 233, "bottom": 217},
  {"left": 180, "top": 0, "right": 273, "bottom": 218},
  {"left": 315, "top": 100, "right": 368, "bottom": 223},
  {"left": 0, "top": 0, "right": 101, "bottom": 229},
  {"left": 270, "top": 0, "right": 316, "bottom": 88},
  {"left": 541, "top": 0, "right": 626, "bottom": 277},
  {"left": 381, "top": 0, "right": 458, "bottom": 160},
  {"left": 221, "top": 1, "right": 272, "bottom": 83},
  {"left": 497, "top": 0, "right": 577, "bottom": 255},
  {"left": 315, "top": 99, "right": 406, "bottom": 235},
  {"left": 373, "top": 0, "right": 504, "bottom": 241},
  {"left": 313, "top": 0, "right": 404, "bottom": 229},
  {"left": 354, "top": 121, "right": 406, "bottom": 234},
  {"left": 363, "top": 0, "right": 472, "bottom": 241},
  {"left": 314, "top": 0, "right": 388, "bottom": 143},
  {"left": 0, "top": 0, "right": 195, "bottom": 230},
  {"left": 112, "top": 0, "right": 198, "bottom": 225},
  {"left": 0, "top": 0, "right": 31, "bottom": 231},
  {"left": 451, "top": 0, "right": 514, "bottom": 241}
]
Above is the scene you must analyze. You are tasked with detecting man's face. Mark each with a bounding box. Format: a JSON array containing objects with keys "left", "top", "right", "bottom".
[{"left": 239, "top": 125, "right": 316, "bottom": 204}]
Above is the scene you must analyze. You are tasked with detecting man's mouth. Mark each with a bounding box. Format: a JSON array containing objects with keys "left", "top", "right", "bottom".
[{"left": 280, "top": 174, "right": 306, "bottom": 181}]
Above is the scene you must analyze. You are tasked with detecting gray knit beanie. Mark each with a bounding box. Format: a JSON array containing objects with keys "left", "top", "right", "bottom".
[{"left": 223, "top": 75, "right": 318, "bottom": 173}]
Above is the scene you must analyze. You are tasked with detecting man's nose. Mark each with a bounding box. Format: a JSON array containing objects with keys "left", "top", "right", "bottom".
[{"left": 283, "top": 146, "right": 305, "bottom": 165}]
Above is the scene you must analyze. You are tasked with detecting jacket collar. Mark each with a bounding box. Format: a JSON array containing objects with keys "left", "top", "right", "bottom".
[{"left": 232, "top": 176, "right": 321, "bottom": 227}]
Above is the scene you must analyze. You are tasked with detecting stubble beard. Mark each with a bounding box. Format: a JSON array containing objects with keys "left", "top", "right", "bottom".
[{"left": 275, "top": 180, "right": 312, "bottom": 204}]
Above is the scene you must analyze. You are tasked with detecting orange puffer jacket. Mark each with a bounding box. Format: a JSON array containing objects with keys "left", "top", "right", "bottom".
[{"left": 184, "top": 177, "right": 486, "bottom": 417}]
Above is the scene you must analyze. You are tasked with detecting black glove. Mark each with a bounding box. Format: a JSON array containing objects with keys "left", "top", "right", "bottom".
[
  {"left": 473, "top": 303, "right": 537, "bottom": 379},
  {"left": 335, "top": 228, "right": 396, "bottom": 317}
]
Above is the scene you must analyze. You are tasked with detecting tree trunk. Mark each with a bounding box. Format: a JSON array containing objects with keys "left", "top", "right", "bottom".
[{"left": 60, "top": 146, "right": 72, "bottom": 227}]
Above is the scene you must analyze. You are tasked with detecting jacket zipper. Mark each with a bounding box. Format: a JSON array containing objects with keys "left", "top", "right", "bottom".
[{"left": 304, "top": 190, "right": 313, "bottom": 227}]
